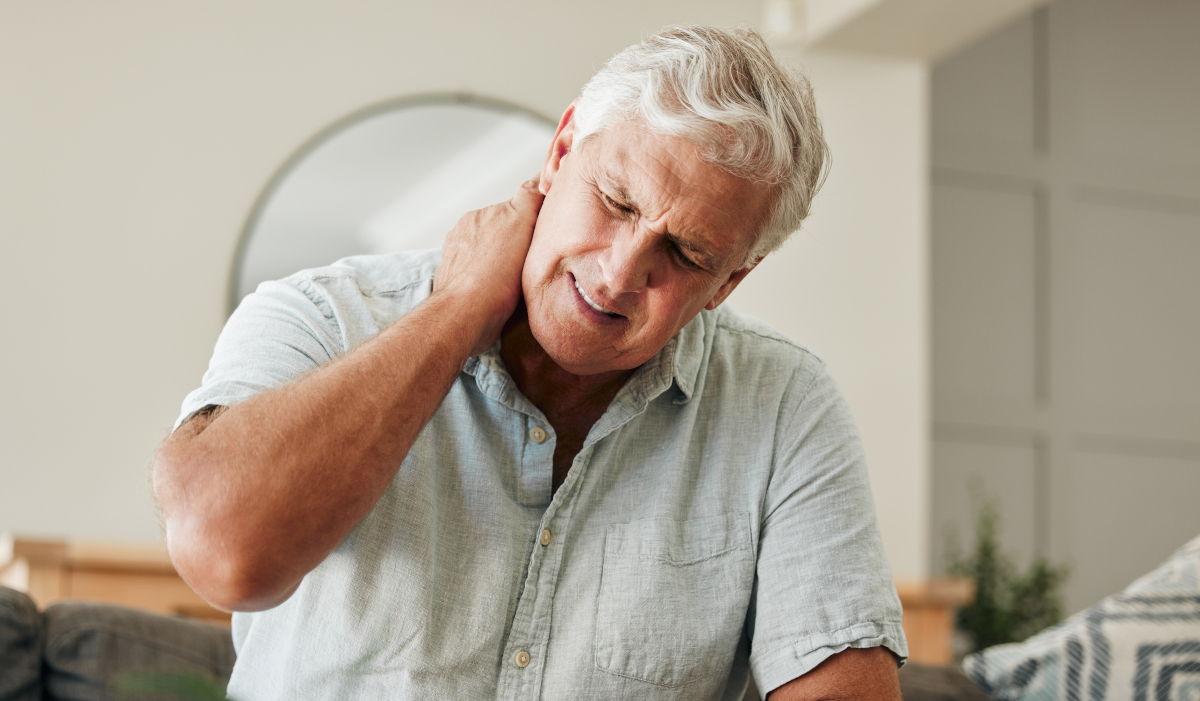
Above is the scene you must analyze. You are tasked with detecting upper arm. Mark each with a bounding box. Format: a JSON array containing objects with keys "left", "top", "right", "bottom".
[
  {"left": 767, "top": 647, "right": 901, "bottom": 701},
  {"left": 172, "top": 277, "right": 344, "bottom": 432},
  {"left": 748, "top": 360, "right": 907, "bottom": 691}
]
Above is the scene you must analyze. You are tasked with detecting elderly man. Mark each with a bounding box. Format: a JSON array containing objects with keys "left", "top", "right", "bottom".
[{"left": 154, "top": 25, "right": 906, "bottom": 701}]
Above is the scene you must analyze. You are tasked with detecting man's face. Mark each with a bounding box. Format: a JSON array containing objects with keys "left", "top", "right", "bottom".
[{"left": 521, "top": 105, "right": 774, "bottom": 376}]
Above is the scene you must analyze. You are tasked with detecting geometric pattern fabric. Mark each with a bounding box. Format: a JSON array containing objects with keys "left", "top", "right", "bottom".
[{"left": 964, "top": 533, "right": 1200, "bottom": 701}]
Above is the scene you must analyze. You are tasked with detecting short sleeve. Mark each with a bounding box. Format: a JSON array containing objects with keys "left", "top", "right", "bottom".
[
  {"left": 174, "top": 277, "right": 345, "bottom": 430},
  {"left": 749, "top": 361, "right": 908, "bottom": 694}
]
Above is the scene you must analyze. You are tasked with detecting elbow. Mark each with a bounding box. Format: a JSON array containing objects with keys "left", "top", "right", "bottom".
[
  {"left": 164, "top": 517, "right": 300, "bottom": 612},
  {"left": 154, "top": 448, "right": 298, "bottom": 612}
]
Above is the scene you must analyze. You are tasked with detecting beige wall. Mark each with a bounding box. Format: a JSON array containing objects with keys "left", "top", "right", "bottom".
[
  {"left": 0, "top": 2, "right": 934, "bottom": 579},
  {"left": 730, "top": 52, "right": 931, "bottom": 580}
]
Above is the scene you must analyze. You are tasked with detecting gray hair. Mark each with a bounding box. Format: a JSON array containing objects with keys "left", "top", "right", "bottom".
[{"left": 574, "top": 25, "right": 829, "bottom": 267}]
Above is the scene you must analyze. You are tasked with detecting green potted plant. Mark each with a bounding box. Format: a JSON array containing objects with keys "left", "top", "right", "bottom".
[{"left": 946, "top": 499, "right": 1069, "bottom": 654}]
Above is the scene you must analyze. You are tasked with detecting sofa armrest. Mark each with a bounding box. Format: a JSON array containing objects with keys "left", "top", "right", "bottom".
[
  {"left": 0, "top": 585, "right": 44, "bottom": 701},
  {"left": 43, "top": 601, "right": 235, "bottom": 701}
]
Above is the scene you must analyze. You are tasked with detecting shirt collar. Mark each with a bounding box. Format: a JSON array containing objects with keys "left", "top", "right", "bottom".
[
  {"left": 669, "top": 310, "right": 706, "bottom": 405},
  {"left": 462, "top": 309, "right": 708, "bottom": 412}
]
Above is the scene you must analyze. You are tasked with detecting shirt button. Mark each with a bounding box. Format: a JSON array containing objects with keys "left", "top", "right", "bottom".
[
  {"left": 514, "top": 650, "right": 531, "bottom": 668},
  {"left": 529, "top": 427, "right": 547, "bottom": 444},
  {"left": 539, "top": 529, "right": 552, "bottom": 546}
]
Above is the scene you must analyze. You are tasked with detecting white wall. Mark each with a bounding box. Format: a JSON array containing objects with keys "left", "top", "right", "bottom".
[{"left": 0, "top": 2, "right": 933, "bottom": 579}]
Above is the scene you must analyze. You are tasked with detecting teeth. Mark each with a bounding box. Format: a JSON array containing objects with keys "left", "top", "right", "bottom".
[{"left": 575, "top": 279, "right": 616, "bottom": 316}]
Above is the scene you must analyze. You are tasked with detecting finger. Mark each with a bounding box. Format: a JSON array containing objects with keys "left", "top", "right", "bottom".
[{"left": 510, "top": 177, "right": 546, "bottom": 214}]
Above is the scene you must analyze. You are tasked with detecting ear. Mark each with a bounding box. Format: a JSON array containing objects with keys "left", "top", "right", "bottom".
[
  {"left": 539, "top": 100, "right": 578, "bottom": 195},
  {"left": 704, "top": 257, "right": 761, "bottom": 311}
]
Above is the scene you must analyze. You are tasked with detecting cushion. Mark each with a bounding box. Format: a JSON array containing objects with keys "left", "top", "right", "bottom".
[
  {"left": 964, "top": 532, "right": 1200, "bottom": 701},
  {"left": 0, "top": 585, "right": 44, "bottom": 701},
  {"left": 42, "top": 601, "right": 235, "bottom": 701}
]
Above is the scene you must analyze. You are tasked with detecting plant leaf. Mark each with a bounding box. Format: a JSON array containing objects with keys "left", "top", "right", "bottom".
[{"left": 112, "top": 669, "right": 230, "bottom": 701}]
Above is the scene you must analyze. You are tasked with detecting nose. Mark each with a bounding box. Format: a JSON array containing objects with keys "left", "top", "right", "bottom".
[{"left": 598, "top": 228, "right": 655, "bottom": 295}]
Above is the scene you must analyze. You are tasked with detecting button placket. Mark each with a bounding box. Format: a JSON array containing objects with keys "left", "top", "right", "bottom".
[
  {"left": 496, "top": 449, "right": 595, "bottom": 700},
  {"left": 516, "top": 413, "right": 554, "bottom": 507}
]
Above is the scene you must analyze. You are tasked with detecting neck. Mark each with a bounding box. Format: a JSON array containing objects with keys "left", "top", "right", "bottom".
[{"left": 499, "top": 304, "right": 634, "bottom": 418}]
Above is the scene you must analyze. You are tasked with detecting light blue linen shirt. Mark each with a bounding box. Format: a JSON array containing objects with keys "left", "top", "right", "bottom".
[{"left": 176, "top": 250, "right": 906, "bottom": 701}]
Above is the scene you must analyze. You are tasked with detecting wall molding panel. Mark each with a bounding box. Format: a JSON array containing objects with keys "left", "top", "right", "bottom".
[{"left": 931, "top": 0, "right": 1200, "bottom": 614}]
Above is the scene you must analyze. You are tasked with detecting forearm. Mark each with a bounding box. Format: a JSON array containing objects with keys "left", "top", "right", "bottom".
[
  {"left": 767, "top": 647, "right": 901, "bottom": 701},
  {"left": 153, "top": 288, "right": 485, "bottom": 611}
]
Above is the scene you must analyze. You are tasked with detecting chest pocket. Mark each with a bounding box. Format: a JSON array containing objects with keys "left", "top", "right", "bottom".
[{"left": 593, "top": 513, "right": 755, "bottom": 689}]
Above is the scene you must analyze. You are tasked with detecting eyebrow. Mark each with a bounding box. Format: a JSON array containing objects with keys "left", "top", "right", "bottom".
[{"left": 597, "top": 170, "right": 720, "bottom": 270}]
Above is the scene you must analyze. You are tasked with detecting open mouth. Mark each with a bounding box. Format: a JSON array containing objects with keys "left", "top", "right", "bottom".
[{"left": 573, "top": 276, "right": 621, "bottom": 317}]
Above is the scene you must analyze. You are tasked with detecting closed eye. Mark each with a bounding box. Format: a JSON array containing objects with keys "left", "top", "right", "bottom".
[
  {"left": 668, "top": 241, "right": 705, "bottom": 271},
  {"left": 602, "top": 192, "right": 635, "bottom": 215},
  {"left": 600, "top": 189, "right": 708, "bottom": 272}
]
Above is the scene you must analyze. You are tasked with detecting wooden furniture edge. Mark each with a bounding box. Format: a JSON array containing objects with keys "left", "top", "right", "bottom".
[
  {"left": 894, "top": 578, "right": 973, "bottom": 666},
  {"left": 1, "top": 533, "right": 230, "bottom": 625},
  {"left": 2, "top": 534, "right": 174, "bottom": 574},
  {"left": 895, "top": 578, "right": 974, "bottom": 607}
]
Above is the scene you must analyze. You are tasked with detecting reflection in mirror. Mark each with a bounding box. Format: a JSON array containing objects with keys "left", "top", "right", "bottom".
[{"left": 230, "top": 95, "right": 556, "bottom": 313}]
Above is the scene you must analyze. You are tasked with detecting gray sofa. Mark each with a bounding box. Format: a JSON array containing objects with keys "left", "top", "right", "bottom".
[
  {"left": 1, "top": 584, "right": 988, "bottom": 701},
  {"left": 1, "top": 586, "right": 233, "bottom": 701}
]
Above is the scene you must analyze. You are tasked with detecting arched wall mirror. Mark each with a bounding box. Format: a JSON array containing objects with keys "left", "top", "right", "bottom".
[{"left": 229, "top": 94, "right": 558, "bottom": 314}]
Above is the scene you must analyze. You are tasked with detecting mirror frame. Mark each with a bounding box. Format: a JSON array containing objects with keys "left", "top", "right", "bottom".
[{"left": 227, "top": 92, "right": 556, "bottom": 316}]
